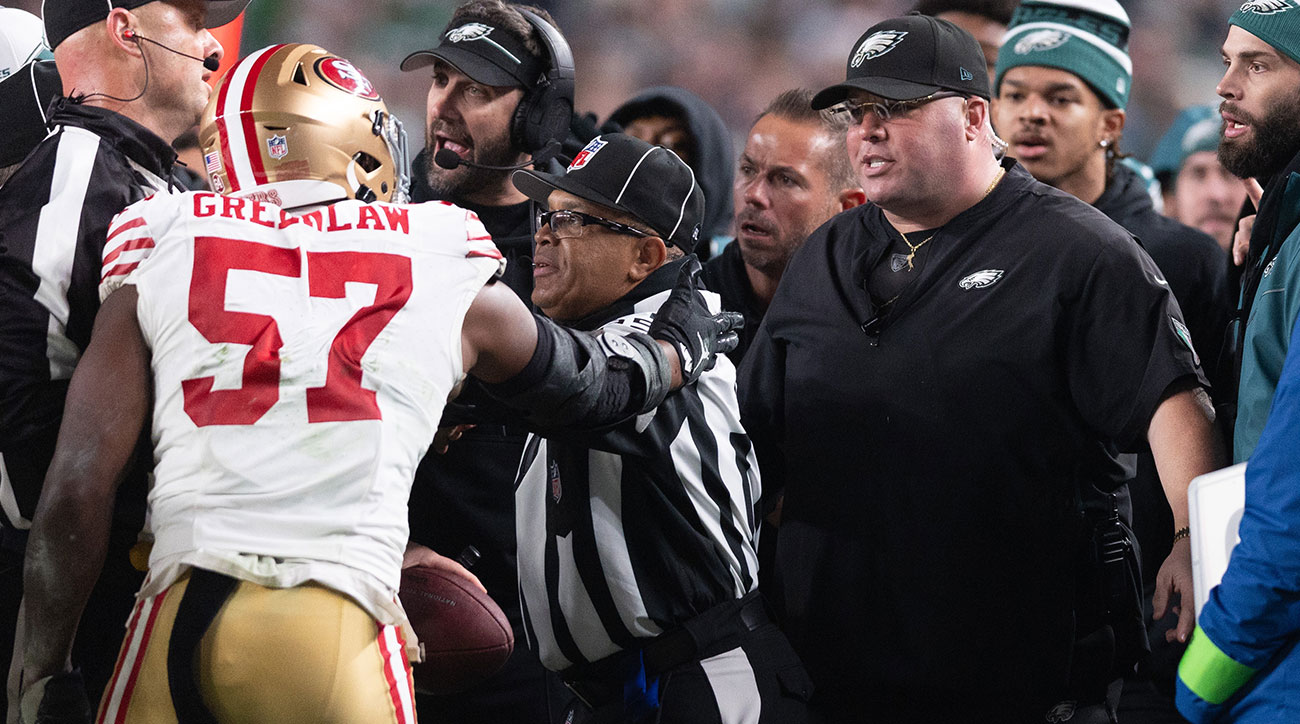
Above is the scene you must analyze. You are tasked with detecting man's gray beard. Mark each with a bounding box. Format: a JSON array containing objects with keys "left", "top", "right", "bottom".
[{"left": 1218, "top": 90, "right": 1300, "bottom": 180}]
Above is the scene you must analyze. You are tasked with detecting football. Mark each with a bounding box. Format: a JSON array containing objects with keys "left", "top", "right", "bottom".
[{"left": 398, "top": 565, "right": 514, "bottom": 695}]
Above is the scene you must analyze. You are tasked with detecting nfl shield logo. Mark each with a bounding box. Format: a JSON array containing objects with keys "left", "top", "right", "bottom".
[
  {"left": 267, "top": 134, "right": 289, "bottom": 160},
  {"left": 568, "top": 138, "right": 607, "bottom": 171}
]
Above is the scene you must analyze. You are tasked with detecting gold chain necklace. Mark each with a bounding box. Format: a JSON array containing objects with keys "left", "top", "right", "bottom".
[
  {"left": 893, "top": 167, "right": 1003, "bottom": 273},
  {"left": 898, "top": 230, "right": 935, "bottom": 271},
  {"left": 983, "top": 167, "right": 1006, "bottom": 199}
]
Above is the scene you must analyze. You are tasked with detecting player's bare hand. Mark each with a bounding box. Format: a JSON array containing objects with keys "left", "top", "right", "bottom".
[
  {"left": 402, "top": 542, "right": 485, "bottom": 593},
  {"left": 1234, "top": 179, "right": 1264, "bottom": 266},
  {"left": 432, "top": 424, "right": 475, "bottom": 454},
  {"left": 1153, "top": 537, "right": 1195, "bottom": 643}
]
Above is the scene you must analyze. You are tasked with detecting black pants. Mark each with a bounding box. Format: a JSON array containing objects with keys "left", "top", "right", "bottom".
[
  {"left": 414, "top": 644, "right": 572, "bottom": 724},
  {"left": 1118, "top": 589, "right": 1189, "bottom": 724},
  {"left": 562, "top": 593, "right": 814, "bottom": 724},
  {"left": 409, "top": 427, "right": 562, "bottom": 723},
  {"left": 816, "top": 678, "right": 1122, "bottom": 724}
]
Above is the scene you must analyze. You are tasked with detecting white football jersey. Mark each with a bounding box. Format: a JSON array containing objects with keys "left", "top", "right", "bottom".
[{"left": 101, "top": 191, "right": 503, "bottom": 624}]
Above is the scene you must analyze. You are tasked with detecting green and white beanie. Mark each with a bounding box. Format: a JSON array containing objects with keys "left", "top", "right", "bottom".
[
  {"left": 1231, "top": 1, "right": 1300, "bottom": 67},
  {"left": 995, "top": 0, "right": 1132, "bottom": 110}
]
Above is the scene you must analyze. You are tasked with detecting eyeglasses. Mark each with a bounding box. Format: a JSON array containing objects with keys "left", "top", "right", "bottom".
[
  {"left": 536, "top": 209, "right": 654, "bottom": 240},
  {"left": 829, "top": 90, "right": 968, "bottom": 124}
]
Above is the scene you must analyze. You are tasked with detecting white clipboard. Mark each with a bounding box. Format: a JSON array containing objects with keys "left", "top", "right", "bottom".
[{"left": 1188, "top": 463, "right": 1247, "bottom": 613}]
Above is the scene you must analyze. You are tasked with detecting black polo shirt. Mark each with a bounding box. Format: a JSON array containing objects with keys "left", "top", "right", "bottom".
[{"left": 738, "top": 161, "right": 1204, "bottom": 721}]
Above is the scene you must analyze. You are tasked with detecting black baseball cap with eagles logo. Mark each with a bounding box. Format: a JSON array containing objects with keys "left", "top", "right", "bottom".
[
  {"left": 511, "top": 133, "right": 704, "bottom": 251},
  {"left": 812, "top": 13, "right": 990, "bottom": 108},
  {"left": 41, "top": 0, "right": 251, "bottom": 50},
  {"left": 400, "top": 16, "right": 545, "bottom": 88}
]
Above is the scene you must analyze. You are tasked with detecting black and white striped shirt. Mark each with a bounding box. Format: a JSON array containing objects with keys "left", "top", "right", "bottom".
[
  {"left": 0, "top": 100, "right": 174, "bottom": 530},
  {"left": 515, "top": 260, "right": 762, "bottom": 671}
]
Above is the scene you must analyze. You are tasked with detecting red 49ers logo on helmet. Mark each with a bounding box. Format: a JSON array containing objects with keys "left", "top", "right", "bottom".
[{"left": 314, "top": 57, "right": 380, "bottom": 100}]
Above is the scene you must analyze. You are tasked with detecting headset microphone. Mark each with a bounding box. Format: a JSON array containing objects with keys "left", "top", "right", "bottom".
[
  {"left": 434, "top": 140, "right": 560, "bottom": 172},
  {"left": 124, "top": 29, "right": 220, "bottom": 71}
]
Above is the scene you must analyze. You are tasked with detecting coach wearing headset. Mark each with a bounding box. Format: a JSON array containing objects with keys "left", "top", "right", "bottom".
[
  {"left": 398, "top": 2, "right": 576, "bottom": 722},
  {"left": 0, "top": 0, "right": 239, "bottom": 718}
]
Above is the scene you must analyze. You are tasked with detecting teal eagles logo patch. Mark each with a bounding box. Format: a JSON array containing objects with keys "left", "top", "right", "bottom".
[
  {"left": 1014, "top": 29, "right": 1070, "bottom": 54},
  {"left": 851, "top": 31, "right": 908, "bottom": 67},
  {"left": 1171, "top": 316, "right": 1200, "bottom": 366},
  {"left": 1240, "top": 0, "right": 1293, "bottom": 14}
]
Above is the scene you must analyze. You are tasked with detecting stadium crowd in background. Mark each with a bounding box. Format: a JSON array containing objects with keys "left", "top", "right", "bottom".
[{"left": 2, "top": 0, "right": 1297, "bottom": 722}]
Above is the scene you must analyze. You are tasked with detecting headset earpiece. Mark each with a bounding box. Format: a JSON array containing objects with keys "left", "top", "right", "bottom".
[
  {"left": 512, "top": 9, "right": 575, "bottom": 155},
  {"left": 123, "top": 29, "right": 136, "bottom": 41}
]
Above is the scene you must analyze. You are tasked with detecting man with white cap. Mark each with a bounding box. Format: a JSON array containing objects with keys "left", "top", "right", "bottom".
[
  {"left": 0, "top": 0, "right": 244, "bottom": 718},
  {"left": 739, "top": 12, "right": 1223, "bottom": 722},
  {"left": 0, "top": 18, "right": 58, "bottom": 711},
  {"left": 0, "top": 6, "right": 56, "bottom": 187},
  {"left": 0, "top": 6, "right": 51, "bottom": 81}
]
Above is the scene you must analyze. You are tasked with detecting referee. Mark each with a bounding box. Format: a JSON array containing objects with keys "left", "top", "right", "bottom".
[
  {"left": 459, "top": 133, "right": 811, "bottom": 723},
  {"left": 0, "top": 0, "right": 242, "bottom": 714}
]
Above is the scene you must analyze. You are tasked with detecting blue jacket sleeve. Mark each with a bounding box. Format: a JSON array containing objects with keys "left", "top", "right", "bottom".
[{"left": 1178, "top": 308, "right": 1300, "bottom": 719}]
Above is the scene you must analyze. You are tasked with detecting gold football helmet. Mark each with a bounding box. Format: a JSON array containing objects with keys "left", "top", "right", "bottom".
[{"left": 200, "top": 43, "right": 409, "bottom": 207}]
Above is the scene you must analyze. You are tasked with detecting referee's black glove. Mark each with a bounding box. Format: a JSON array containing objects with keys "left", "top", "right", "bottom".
[
  {"left": 20, "top": 670, "right": 92, "bottom": 724},
  {"left": 647, "top": 256, "right": 742, "bottom": 386}
]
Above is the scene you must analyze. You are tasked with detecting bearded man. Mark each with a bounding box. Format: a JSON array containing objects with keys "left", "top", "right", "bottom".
[
  {"left": 1214, "top": 4, "right": 1300, "bottom": 463},
  {"left": 1174, "top": 9, "right": 1300, "bottom": 723}
]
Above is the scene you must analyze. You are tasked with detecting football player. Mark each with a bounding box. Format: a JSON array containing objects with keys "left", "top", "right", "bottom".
[{"left": 19, "top": 43, "right": 736, "bottom": 724}]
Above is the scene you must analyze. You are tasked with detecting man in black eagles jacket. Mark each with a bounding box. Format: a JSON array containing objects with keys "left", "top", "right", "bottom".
[
  {"left": 398, "top": 1, "right": 576, "bottom": 720},
  {"left": 739, "top": 14, "right": 1224, "bottom": 722}
]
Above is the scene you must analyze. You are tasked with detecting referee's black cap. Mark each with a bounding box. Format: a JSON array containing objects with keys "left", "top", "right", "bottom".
[
  {"left": 42, "top": 0, "right": 251, "bottom": 50},
  {"left": 812, "top": 13, "right": 990, "bottom": 108},
  {"left": 512, "top": 133, "right": 704, "bottom": 251},
  {"left": 0, "top": 60, "right": 61, "bottom": 167}
]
